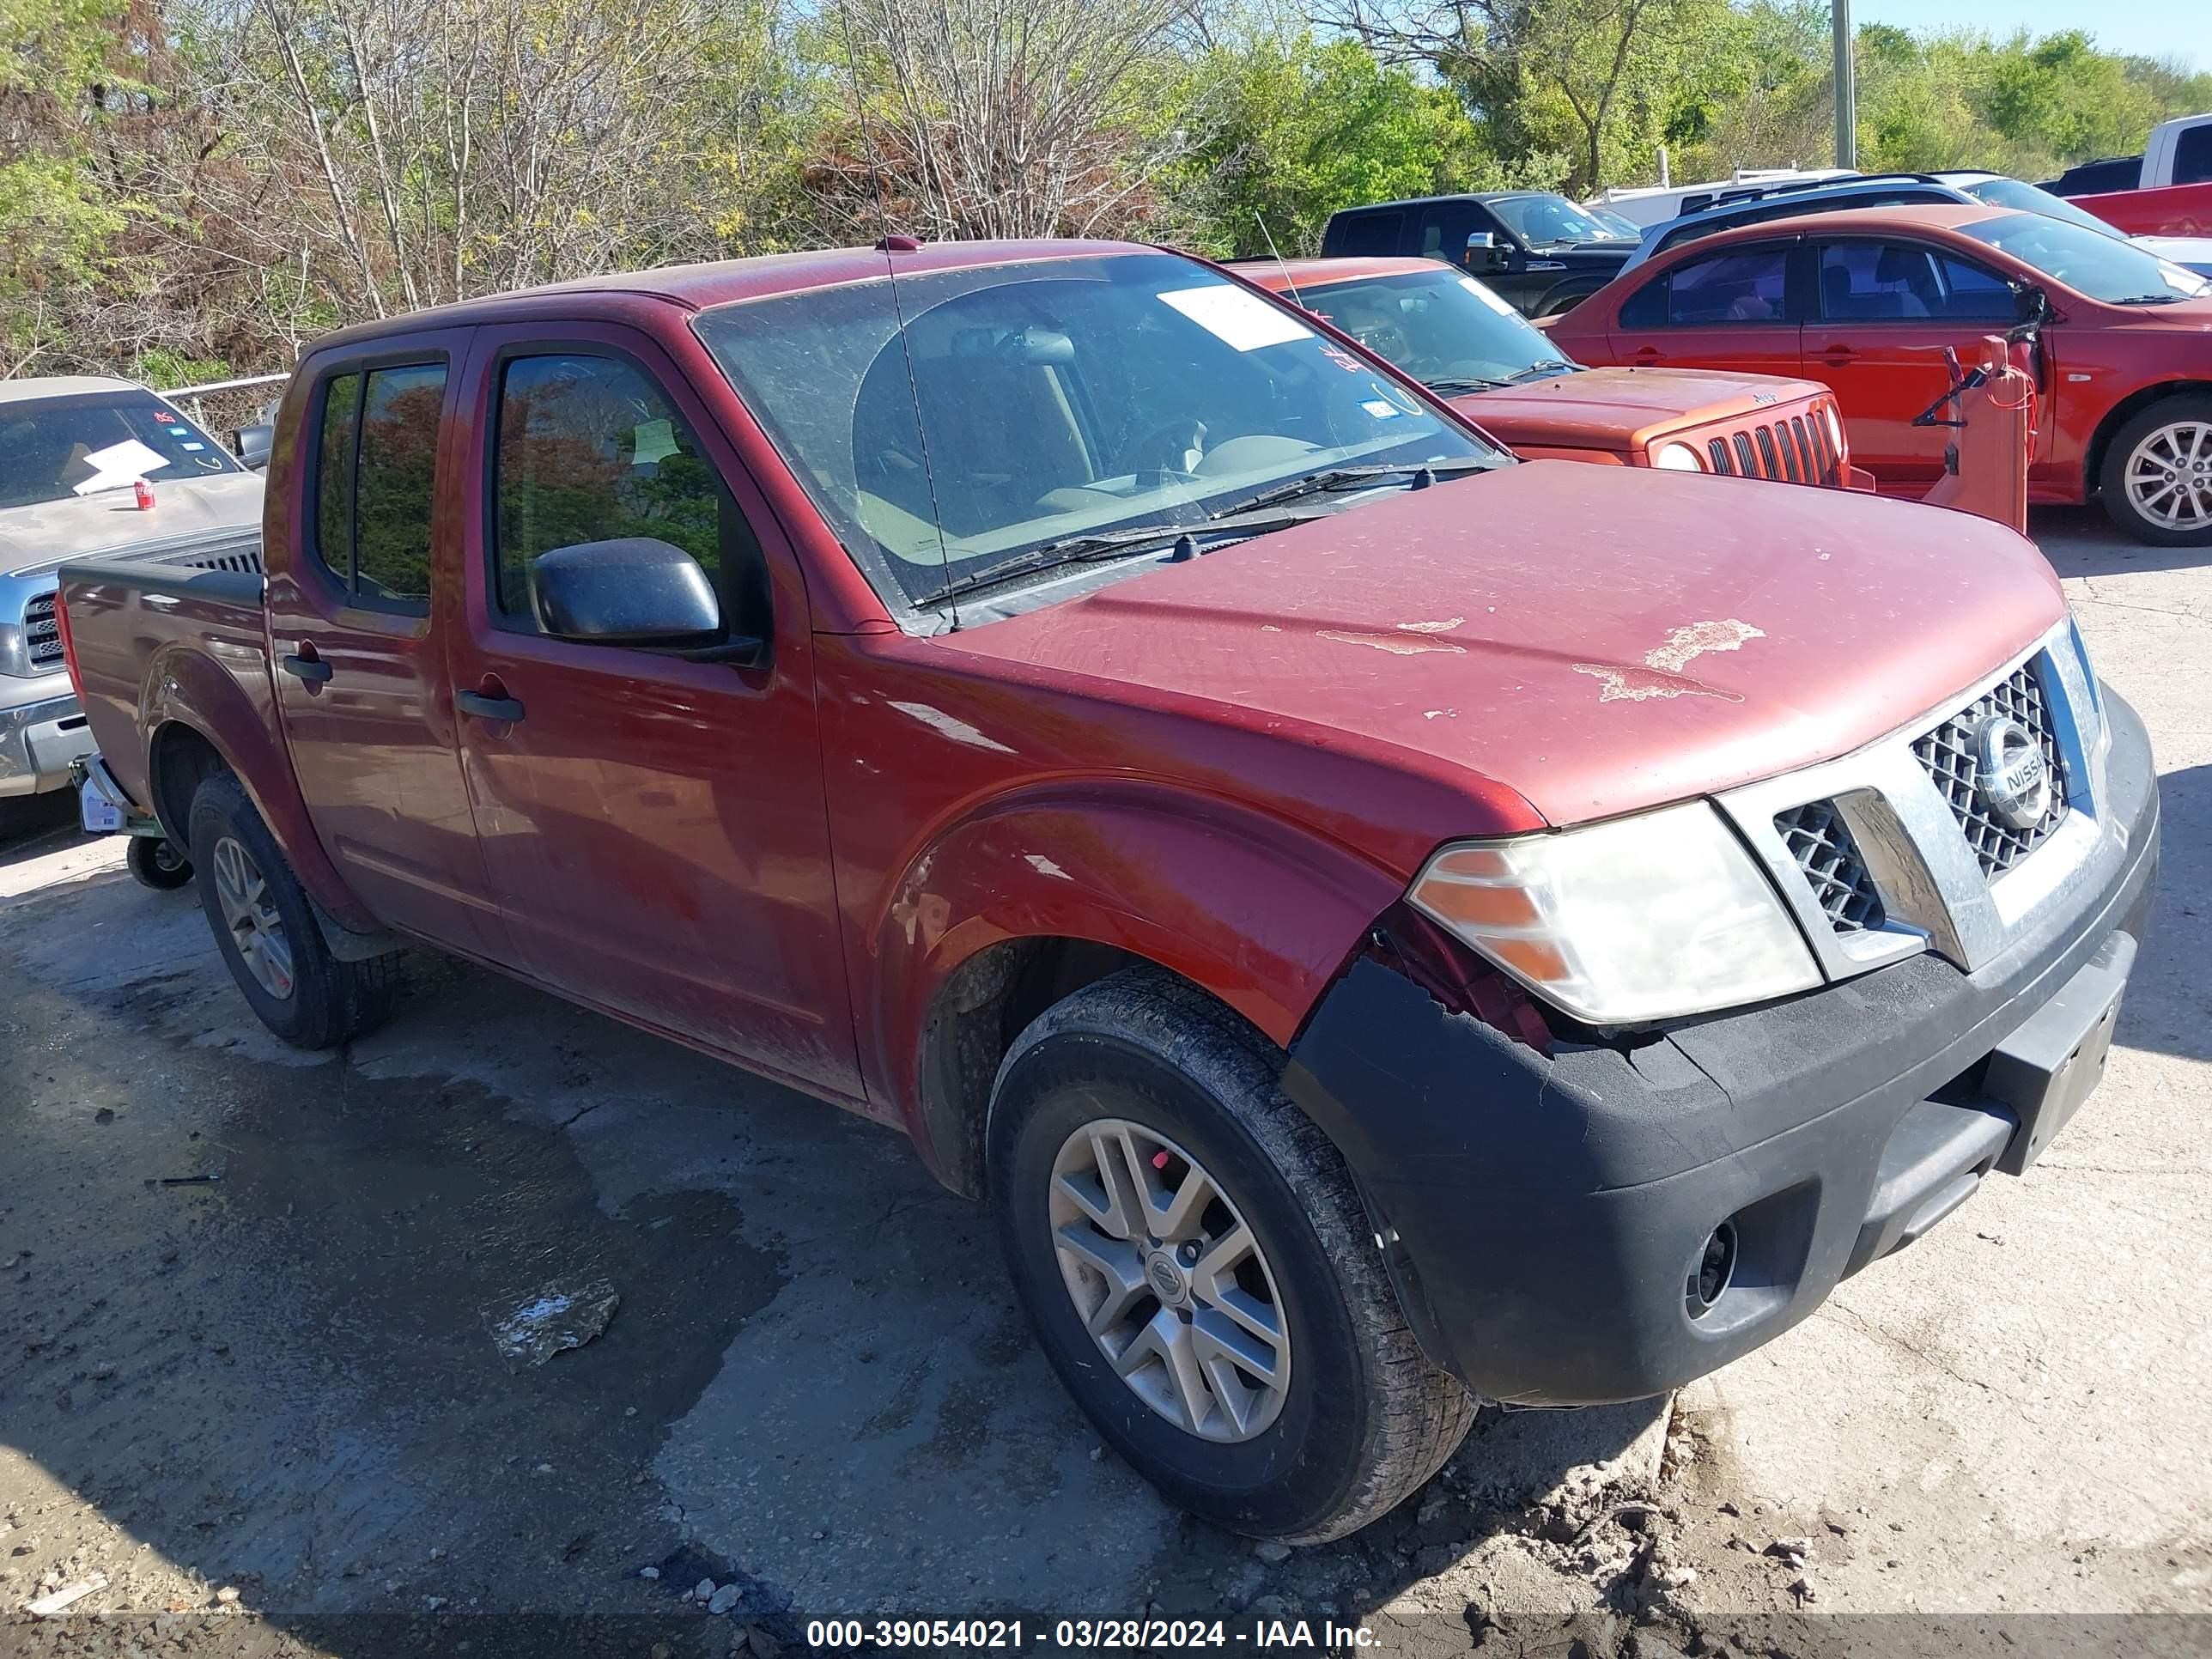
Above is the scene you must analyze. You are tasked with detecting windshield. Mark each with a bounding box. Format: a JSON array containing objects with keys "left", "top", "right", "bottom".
[
  {"left": 694, "top": 252, "right": 1494, "bottom": 612},
  {"left": 1956, "top": 211, "right": 2210, "bottom": 303},
  {"left": 1303, "top": 270, "right": 1573, "bottom": 387},
  {"left": 1488, "top": 195, "right": 1633, "bottom": 246},
  {"left": 1951, "top": 175, "right": 2127, "bottom": 240},
  {"left": 0, "top": 389, "right": 241, "bottom": 511},
  {"left": 1589, "top": 205, "right": 1641, "bottom": 240}
]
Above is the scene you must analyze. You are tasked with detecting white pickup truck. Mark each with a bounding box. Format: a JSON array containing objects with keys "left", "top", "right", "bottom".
[
  {"left": 2045, "top": 112, "right": 2212, "bottom": 197},
  {"left": 1, "top": 376, "right": 264, "bottom": 826}
]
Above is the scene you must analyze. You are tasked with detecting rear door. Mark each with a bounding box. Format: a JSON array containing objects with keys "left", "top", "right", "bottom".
[
  {"left": 1604, "top": 239, "right": 1805, "bottom": 381},
  {"left": 268, "top": 331, "right": 510, "bottom": 958},
  {"left": 444, "top": 321, "right": 860, "bottom": 1098},
  {"left": 1805, "top": 236, "right": 2023, "bottom": 485}
]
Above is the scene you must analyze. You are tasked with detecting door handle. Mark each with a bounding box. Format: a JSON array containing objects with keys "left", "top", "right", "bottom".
[
  {"left": 1817, "top": 345, "right": 1857, "bottom": 366},
  {"left": 457, "top": 688, "right": 525, "bottom": 722},
  {"left": 280, "top": 652, "right": 331, "bottom": 683},
  {"left": 1632, "top": 345, "right": 1665, "bottom": 362}
]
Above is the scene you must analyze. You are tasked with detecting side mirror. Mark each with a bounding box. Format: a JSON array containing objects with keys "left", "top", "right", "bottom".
[
  {"left": 531, "top": 537, "right": 726, "bottom": 648},
  {"left": 1464, "top": 232, "right": 1510, "bottom": 273},
  {"left": 2013, "top": 283, "right": 2048, "bottom": 325},
  {"left": 234, "top": 422, "right": 273, "bottom": 471}
]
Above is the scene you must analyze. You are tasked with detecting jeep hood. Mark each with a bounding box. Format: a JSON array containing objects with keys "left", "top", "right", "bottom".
[
  {"left": 0, "top": 471, "right": 264, "bottom": 578},
  {"left": 941, "top": 461, "right": 2067, "bottom": 829},
  {"left": 1454, "top": 367, "right": 1829, "bottom": 453}
]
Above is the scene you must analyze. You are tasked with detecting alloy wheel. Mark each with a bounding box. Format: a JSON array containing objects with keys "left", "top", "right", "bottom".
[
  {"left": 2124, "top": 419, "right": 2212, "bottom": 532},
  {"left": 211, "top": 835, "right": 295, "bottom": 1000},
  {"left": 1047, "top": 1117, "right": 1290, "bottom": 1442}
]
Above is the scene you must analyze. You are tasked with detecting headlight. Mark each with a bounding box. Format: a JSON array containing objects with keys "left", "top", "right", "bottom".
[
  {"left": 1821, "top": 403, "right": 1844, "bottom": 460},
  {"left": 1652, "top": 441, "right": 1705, "bottom": 471},
  {"left": 1407, "top": 802, "right": 1820, "bottom": 1024}
]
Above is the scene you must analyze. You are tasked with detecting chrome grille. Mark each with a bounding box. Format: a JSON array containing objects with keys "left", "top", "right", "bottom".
[
  {"left": 1775, "top": 800, "right": 1885, "bottom": 933},
  {"left": 1912, "top": 663, "right": 2067, "bottom": 878},
  {"left": 22, "top": 591, "right": 62, "bottom": 671}
]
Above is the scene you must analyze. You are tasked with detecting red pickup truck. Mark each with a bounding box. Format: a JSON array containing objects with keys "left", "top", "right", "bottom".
[{"left": 57, "top": 240, "right": 2157, "bottom": 1544}]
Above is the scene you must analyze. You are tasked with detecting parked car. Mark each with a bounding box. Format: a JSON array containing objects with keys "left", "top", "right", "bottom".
[
  {"left": 1234, "top": 255, "right": 1856, "bottom": 485},
  {"left": 1547, "top": 204, "right": 2212, "bottom": 543},
  {"left": 1320, "top": 191, "right": 1639, "bottom": 317},
  {"left": 58, "top": 240, "right": 2157, "bottom": 1543},
  {"left": 1624, "top": 171, "right": 2212, "bottom": 276},
  {"left": 1, "top": 376, "right": 263, "bottom": 819},
  {"left": 2042, "top": 112, "right": 2212, "bottom": 198},
  {"left": 1587, "top": 167, "right": 1857, "bottom": 228}
]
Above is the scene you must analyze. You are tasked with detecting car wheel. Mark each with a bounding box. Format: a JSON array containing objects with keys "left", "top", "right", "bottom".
[
  {"left": 988, "top": 966, "right": 1475, "bottom": 1541},
  {"left": 126, "top": 835, "right": 195, "bottom": 890},
  {"left": 187, "top": 770, "right": 397, "bottom": 1048},
  {"left": 2100, "top": 395, "right": 2212, "bottom": 545}
]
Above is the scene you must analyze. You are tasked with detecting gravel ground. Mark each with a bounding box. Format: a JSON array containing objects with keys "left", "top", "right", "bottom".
[{"left": 1, "top": 505, "right": 2206, "bottom": 1659}]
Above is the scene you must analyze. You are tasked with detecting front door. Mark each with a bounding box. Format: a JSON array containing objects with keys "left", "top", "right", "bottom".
[
  {"left": 445, "top": 323, "right": 860, "bottom": 1099},
  {"left": 1604, "top": 240, "right": 1805, "bottom": 382},
  {"left": 267, "top": 330, "right": 509, "bottom": 959},
  {"left": 1806, "top": 237, "right": 2026, "bottom": 487}
]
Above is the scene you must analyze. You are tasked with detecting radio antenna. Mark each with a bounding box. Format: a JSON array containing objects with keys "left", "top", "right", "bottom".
[
  {"left": 832, "top": 2, "right": 953, "bottom": 622},
  {"left": 1255, "top": 212, "right": 1302, "bottom": 310}
]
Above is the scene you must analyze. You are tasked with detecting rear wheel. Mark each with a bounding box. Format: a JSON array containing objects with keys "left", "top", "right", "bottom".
[
  {"left": 126, "top": 835, "right": 194, "bottom": 890},
  {"left": 2100, "top": 395, "right": 2212, "bottom": 545},
  {"left": 187, "top": 771, "right": 396, "bottom": 1048},
  {"left": 988, "top": 968, "right": 1474, "bottom": 1541}
]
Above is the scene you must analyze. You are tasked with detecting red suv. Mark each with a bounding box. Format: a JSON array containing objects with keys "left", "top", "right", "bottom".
[{"left": 1547, "top": 204, "right": 2212, "bottom": 543}]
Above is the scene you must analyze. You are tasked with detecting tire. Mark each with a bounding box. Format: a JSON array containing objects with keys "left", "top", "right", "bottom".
[
  {"left": 2099, "top": 394, "right": 2212, "bottom": 545},
  {"left": 126, "top": 835, "right": 195, "bottom": 890},
  {"left": 186, "top": 771, "right": 397, "bottom": 1048},
  {"left": 988, "top": 967, "right": 1475, "bottom": 1541}
]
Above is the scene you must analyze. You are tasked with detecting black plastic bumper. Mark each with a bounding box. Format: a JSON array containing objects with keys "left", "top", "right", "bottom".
[{"left": 1283, "top": 692, "right": 2160, "bottom": 1406}]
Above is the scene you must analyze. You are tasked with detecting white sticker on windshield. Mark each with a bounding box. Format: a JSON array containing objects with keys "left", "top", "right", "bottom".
[
  {"left": 1361, "top": 399, "right": 1402, "bottom": 418},
  {"left": 1458, "top": 276, "right": 1521, "bottom": 317},
  {"left": 1158, "top": 285, "right": 1315, "bottom": 351},
  {"left": 71, "top": 437, "right": 167, "bottom": 495},
  {"left": 179, "top": 441, "right": 206, "bottom": 451}
]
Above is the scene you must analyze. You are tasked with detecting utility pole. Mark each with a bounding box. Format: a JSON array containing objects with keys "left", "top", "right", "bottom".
[{"left": 1832, "top": 0, "right": 1856, "bottom": 169}]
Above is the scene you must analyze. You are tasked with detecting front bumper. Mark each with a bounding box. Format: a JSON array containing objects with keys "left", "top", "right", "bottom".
[
  {"left": 1283, "top": 691, "right": 2160, "bottom": 1405},
  {"left": 0, "top": 678, "right": 94, "bottom": 797}
]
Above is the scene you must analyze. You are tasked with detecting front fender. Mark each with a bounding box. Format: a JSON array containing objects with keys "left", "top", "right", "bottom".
[
  {"left": 870, "top": 780, "right": 1406, "bottom": 1162},
  {"left": 141, "top": 641, "right": 380, "bottom": 933}
]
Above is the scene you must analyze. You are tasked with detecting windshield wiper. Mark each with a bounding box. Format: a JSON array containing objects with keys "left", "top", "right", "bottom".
[
  {"left": 1212, "top": 455, "right": 1498, "bottom": 518},
  {"left": 2112, "top": 293, "right": 2187, "bottom": 305},
  {"left": 1423, "top": 375, "right": 1511, "bottom": 394},
  {"left": 915, "top": 507, "right": 1334, "bottom": 607},
  {"left": 1505, "top": 361, "right": 1578, "bottom": 383}
]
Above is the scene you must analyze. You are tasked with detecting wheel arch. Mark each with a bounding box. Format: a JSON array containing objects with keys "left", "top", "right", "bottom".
[{"left": 2085, "top": 380, "right": 2212, "bottom": 497}]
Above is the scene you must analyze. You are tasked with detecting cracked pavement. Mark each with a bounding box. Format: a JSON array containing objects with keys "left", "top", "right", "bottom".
[{"left": 1, "top": 505, "right": 2207, "bottom": 1656}]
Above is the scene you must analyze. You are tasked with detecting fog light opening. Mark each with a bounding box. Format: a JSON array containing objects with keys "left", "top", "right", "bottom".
[{"left": 1686, "top": 1220, "right": 1739, "bottom": 1318}]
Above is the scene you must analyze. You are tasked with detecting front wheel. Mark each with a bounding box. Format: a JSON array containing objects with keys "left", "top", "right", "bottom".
[
  {"left": 2100, "top": 396, "right": 2212, "bottom": 544},
  {"left": 988, "top": 968, "right": 1474, "bottom": 1541},
  {"left": 187, "top": 771, "right": 397, "bottom": 1048}
]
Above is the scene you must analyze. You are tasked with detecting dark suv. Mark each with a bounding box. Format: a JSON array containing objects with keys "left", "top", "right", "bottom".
[{"left": 1321, "top": 192, "right": 1638, "bottom": 317}]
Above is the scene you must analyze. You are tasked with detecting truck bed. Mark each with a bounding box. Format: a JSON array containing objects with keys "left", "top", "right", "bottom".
[{"left": 58, "top": 530, "right": 270, "bottom": 830}]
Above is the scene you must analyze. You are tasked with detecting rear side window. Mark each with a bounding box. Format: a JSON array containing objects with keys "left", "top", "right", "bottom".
[
  {"left": 308, "top": 362, "right": 446, "bottom": 611},
  {"left": 1817, "top": 243, "right": 2013, "bottom": 322},
  {"left": 1330, "top": 210, "right": 1403, "bottom": 258},
  {"left": 490, "top": 353, "right": 732, "bottom": 629},
  {"left": 2176, "top": 124, "right": 2212, "bottom": 185},
  {"left": 1621, "top": 246, "right": 1790, "bottom": 326}
]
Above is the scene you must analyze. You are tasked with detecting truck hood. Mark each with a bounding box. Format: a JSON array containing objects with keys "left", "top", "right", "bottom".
[
  {"left": 943, "top": 461, "right": 2066, "bottom": 829},
  {"left": 0, "top": 472, "right": 264, "bottom": 578},
  {"left": 1451, "top": 367, "right": 1826, "bottom": 451}
]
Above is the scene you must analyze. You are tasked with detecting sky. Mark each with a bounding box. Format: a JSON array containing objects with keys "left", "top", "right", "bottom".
[{"left": 1852, "top": 0, "right": 2209, "bottom": 72}]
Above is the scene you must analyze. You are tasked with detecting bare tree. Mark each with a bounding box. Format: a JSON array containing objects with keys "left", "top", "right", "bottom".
[{"left": 820, "top": 0, "right": 1197, "bottom": 241}]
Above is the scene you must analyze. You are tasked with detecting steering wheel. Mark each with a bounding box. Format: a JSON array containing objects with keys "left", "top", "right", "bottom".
[{"left": 1112, "top": 418, "right": 1206, "bottom": 477}]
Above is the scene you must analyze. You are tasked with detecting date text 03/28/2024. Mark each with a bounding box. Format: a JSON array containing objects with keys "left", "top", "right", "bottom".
[{"left": 805, "top": 1620, "right": 1379, "bottom": 1649}]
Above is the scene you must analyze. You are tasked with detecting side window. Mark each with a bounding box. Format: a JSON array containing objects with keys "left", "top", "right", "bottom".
[
  {"left": 491, "top": 354, "right": 730, "bottom": 631},
  {"left": 1415, "top": 206, "right": 1473, "bottom": 261},
  {"left": 354, "top": 365, "right": 444, "bottom": 605},
  {"left": 1630, "top": 246, "right": 1790, "bottom": 326},
  {"left": 1818, "top": 243, "right": 2013, "bottom": 322},
  {"left": 307, "top": 362, "right": 443, "bottom": 611},
  {"left": 2174, "top": 124, "right": 2212, "bottom": 185},
  {"left": 312, "top": 372, "right": 360, "bottom": 586},
  {"left": 1333, "top": 210, "right": 1404, "bottom": 258}
]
